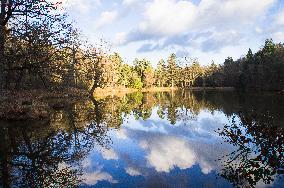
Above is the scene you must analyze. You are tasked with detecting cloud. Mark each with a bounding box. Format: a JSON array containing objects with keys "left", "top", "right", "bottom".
[
  {"left": 96, "top": 11, "right": 118, "bottom": 29},
  {"left": 138, "top": 134, "right": 230, "bottom": 174},
  {"left": 116, "top": 0, "right": 276, "bottom": 53},
  {"left": 125, "top": 167, "right": 142, "bottom": 176},
  {"left": 200, "top": 30, "right": 242, "bottom": 52},
  {"left": 114, "top": 31, "right": 156, "bottom": 46},
  {"left": 81, "top": 158, "right": 117, "bottom": 186},
  {"left": 140, "top": 136, "right": 197, "bottom": 173},
  {"left": 123, "top": 0, "right": 140, "bottom": 6},
  {"left": 195, "top": 0, "right": 275, "bottom": 29},
  {"left": 140, "top": 0, "right": 197, "bottom": 36},
  {"left": 137, "top": 34, "right": 193, "bottom": 52},
  {"left": 82, "top": 170, "right": 118, "bottom": 185},
  {"left": 137, "top": 43, "right": 157, "bottom": 53},
  {"left": 100, "top": 148, "right": 119, "bottom": 160},
  {"left": 116, "top": 129, "right": 128, "bottom": 139}
]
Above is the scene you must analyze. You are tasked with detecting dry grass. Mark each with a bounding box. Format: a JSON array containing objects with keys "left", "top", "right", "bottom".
[{"left": 93, "top": 87, "right": 137, "bottom": 99}]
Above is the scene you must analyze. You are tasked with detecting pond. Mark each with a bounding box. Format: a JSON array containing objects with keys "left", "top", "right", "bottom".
[{"left": 0, "top": 90, "right": 284, "bottom": 187}]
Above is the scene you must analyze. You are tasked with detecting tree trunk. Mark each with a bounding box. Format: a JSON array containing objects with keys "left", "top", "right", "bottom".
[
  {"left": 15, "top": 70, "right": 24, "bottom": 90},
  {"left": 0, "top": 1, "right": 6, "bottom": 89}
]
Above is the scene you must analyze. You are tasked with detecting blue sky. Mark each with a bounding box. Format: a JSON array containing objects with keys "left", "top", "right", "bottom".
[{"left": 58, "top": 0, "right": 284, "bottom": 66}]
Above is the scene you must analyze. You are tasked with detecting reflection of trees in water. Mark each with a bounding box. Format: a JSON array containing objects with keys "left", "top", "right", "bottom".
[
  {"left": 218, "top": 111, "right": 284, "bottom": 187},
  {"left": 90, "top": 91, "right": 284, "bottom": 128},
  {"left": 0, "top": 90, "right": 206, "bottom": 187},
  {"left": 0, "top": 98, "right": 111, "bottom": 187},
  {"left": 1, "top": 91, "right": 283, "bottom": 187},
  {"left": 96, "top": 90, "right": 230, "bottom": 126}
]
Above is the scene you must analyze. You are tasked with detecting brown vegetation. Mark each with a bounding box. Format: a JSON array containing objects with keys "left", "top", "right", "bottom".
[{"left": 0, "top": 88, "right": 88, "bottom": 120}]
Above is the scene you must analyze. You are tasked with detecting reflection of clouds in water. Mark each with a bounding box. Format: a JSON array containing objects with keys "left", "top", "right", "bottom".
[
  {"left": 125, "top": 119, "right": 168, "bottom": 133},
  {"left": 116, "top": 129, "right": 128, "bottom": 140},
  {"left": 82, "top": 158, "right": 92, "bottom": 169},
  {"left": 82, "top": 170, "right": 118, "bottom": 185},
  {"left": 125, "top": 167, "right": 142, "bottom": 176},
  {"left": 139, "top": 135, "right": 222, "bottom": 174},
  {"left": 122, "top": 108, "right": 230, "bottom": 141},
  {"left": 100, "top": 148, "right": 119, "bottom": 160},
  {"left": 117, "top": 110, "right": 235, "bottom": 175},
  {"left": 78, "top": 108, "right": 236, "bottom": 186},
  {"left": 140, "top": 136, "right": 197, "bottom": 173},
  {"left": 124, "top": 109, "right": 169, "bottom": 133},
  {"left": 178, "top": 110, "right": 230, "bottom": 139},
  {"left": 81, "top": 158, "right": 118, "bottom": 185}
]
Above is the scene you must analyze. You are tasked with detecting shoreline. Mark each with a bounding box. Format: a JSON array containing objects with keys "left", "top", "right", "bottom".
[
  {"left": 0, "top": 88, "right": 89, "bottom": 121},
  {"left": 0, "top": 87, "right": 281, "bottom": 121},
  {"left": 93, "top": 87, "right": 235, "bottom": 98}
]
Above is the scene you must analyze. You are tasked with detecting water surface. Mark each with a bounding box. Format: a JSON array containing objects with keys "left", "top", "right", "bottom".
[{"left": 0, "top": 90, "right": 283, "bottom": 187}]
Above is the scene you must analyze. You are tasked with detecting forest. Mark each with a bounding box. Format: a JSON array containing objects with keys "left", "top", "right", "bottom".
[{"left": 0, "top": 0, "right": 284, "bottom": 94}]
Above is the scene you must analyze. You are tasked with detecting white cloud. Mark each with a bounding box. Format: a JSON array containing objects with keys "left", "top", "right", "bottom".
[
  {"left": 123, "top": 0, "right": 140, "bottom": 6},
  {"left": 82, "top": 158, "right": 92, "bottom": 169},
  {"left": 133, "top": 0, "right": 275, "bottom": 37},
  {"left": 140, "top": 136, "right": 197, "bottom": 173},
  {"left": 114, "top": 32, "right": 128, "bottom": 45},
  {"left": 100, "top": 148, "right": 119, "bottom": 160},
  {"left": 96, "top": 11, "right": 118, "bottom": 29},
  {"left": 196, "top": 0, "right": 275, "bottom": 28},
  {"left": 82, "top": 170, "right": 118, "bottom": 185},
  {"left": 140, "top": 0, "right": 197, "bottom": 36},
  {"left": 116, "top": 129, "right": 128, "bottom": 139},
  {"left": 139, "top": 135, "right": 225, "bottom": 174},
  {"left": 116, "top": 0, "right": 276, "bottom": 54},
  {"left": 125, "top": 167, "right": 142, "bottom": 176}
]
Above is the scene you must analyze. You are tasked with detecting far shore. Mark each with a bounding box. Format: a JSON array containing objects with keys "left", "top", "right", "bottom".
[
  {"left": 93, "top": 87, "right": 235, "bottom": 99},
  {"left": 1, "top": 87, "right": 282, "bottom": 121}
]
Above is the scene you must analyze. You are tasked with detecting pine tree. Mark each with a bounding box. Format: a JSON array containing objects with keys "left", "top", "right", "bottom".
[{"left": 167, "top": 53, "right": 178, "bottom": 88}]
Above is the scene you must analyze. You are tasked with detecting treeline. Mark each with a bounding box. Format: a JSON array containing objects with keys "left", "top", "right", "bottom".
[
  {"left": 96, "top": 39, "right": 284, "bottom": 91},
  {"left": 212, "top": 39, "right": 284, "bottom": 91},
  {"left": 0, "top": 1, "right": 283, "bottom": 93}
]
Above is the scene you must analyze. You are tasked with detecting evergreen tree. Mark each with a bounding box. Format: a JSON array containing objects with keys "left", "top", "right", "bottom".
[{"left": 167, "top": 53, "right": 178, "bottom": 88}]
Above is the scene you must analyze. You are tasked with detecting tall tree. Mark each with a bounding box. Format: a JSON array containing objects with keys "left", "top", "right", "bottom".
[
  {"left": 0, "top": 0, "right": 63, "bottom": 88},
  {"left": 118, "top": 63, "right": 132, "bottom": 88},
  {"left": 133, "top": 58, "right": 152, "bottom": 87},
  {"left": 167, "top": 53, "right": 178, "bottom": 88},
  {"left": 155, "top": 59, "right": 167, "bottom": 87}
]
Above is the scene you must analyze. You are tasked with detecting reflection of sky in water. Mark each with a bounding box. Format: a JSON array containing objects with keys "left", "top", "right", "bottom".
[{"left": 79, "top": 108, "right": 282, "bottom": 188}]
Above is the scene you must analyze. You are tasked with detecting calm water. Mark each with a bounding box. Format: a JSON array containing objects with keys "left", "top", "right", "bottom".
[{"left": 0, "top": 90, "right": 284, "bottom": 188}]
